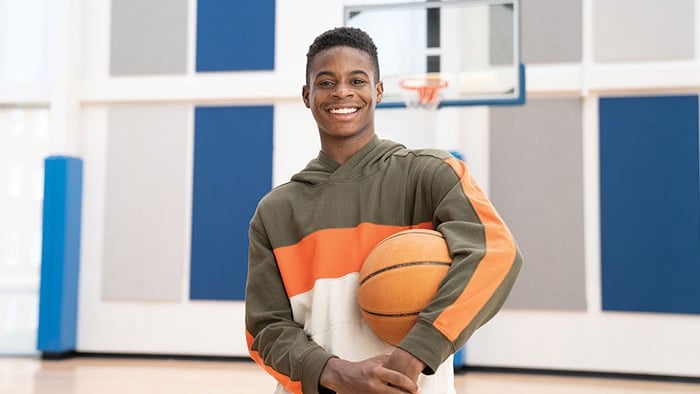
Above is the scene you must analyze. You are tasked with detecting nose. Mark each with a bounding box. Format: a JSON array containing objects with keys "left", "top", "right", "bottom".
[{"left": 332, "top": 81, "right": 354, "bottom": 98}]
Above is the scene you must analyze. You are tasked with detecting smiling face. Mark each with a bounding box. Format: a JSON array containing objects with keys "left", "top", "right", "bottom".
[{"left": 302, "top": 46, "right": 383, "bottom": 157}]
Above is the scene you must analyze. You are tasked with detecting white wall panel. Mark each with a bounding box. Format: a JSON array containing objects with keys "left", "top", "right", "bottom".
[
  {"left": 0, "top": 0, "right": 49, "bottom": 85},
  {"left": 469, "top": 310, "right": 700, "bottom": 377},
  {"left": 0, "top": 107, "right": 50, "bottom": 355}
]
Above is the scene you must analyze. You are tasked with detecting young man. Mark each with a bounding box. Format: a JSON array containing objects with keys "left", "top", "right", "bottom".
[{"left": 245, "top": 27, "right": 522, "bottom": 394}]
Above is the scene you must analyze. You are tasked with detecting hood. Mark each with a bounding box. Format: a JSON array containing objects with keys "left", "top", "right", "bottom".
[{"left": 291, "top": 136, "right": 405, "bottom": 185}]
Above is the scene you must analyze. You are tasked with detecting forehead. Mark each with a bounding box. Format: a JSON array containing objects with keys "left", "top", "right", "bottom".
[{"left": 309, "top": 46, "right": 375, "bottom": 77}]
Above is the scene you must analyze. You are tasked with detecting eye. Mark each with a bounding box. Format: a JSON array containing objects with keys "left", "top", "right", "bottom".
[
  {"left": 318, "top": 80, "right": 335, "bottom": 88},
  {"left": 352, "top": 79, "right": 367, "bottom": 86}
]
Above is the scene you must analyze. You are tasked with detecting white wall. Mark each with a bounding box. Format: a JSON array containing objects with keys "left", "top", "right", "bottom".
[{"left": 0, "top": 0, "right": 50, "bottom": 355}]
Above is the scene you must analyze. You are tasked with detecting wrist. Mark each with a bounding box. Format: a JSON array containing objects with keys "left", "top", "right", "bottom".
[
  {"left": 386, "top": 348, "right": 425, "bottom": 381},
  {"left": 318, "top": 357, "right": 342, "bottom": 392}
]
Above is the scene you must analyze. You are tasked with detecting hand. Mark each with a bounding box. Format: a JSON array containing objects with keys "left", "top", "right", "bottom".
[{"left": 319, "top": 355, "right": 420, "bottom": 394}]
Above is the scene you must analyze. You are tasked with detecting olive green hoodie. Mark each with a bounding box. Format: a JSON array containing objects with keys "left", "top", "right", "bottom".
[{"left": 246, "top": 136, "right": 522, "bottom": 394}]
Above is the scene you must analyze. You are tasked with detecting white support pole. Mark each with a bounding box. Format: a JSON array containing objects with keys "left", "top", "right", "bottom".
[{"left": 48, "top": 0, "right": 82, "bottom": 156}]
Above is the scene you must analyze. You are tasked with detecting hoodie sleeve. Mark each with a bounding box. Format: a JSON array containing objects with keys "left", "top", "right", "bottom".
[
  {"left": 245, "top": 221, "right": 336, "bottom": 394},
  {"left": 398, "top": 156, "right": 523, "bottom": 373}
]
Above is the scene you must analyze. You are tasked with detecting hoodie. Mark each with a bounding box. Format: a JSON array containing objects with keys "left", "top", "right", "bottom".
[{"left": 245, "top": 136, "right": 522, "bottom": 394}]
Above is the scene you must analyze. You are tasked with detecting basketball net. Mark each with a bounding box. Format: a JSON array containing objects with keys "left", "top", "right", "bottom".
[{"left": 399, "top": 74, "right": 448, "bottom": 148}]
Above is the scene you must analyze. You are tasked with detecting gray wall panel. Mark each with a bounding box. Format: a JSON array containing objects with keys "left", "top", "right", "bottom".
[
  {"left": 489, "top": 4, "right": 514, "bottom": 65},
  {"left": 110, "top": 0, "right": 188, "bottom": 75},
  {"left": 522, "top": 0, "right": 582, "bottom": 64},
  {"left": 102, "top": 105, "right": 188, "bottom": 301},
  {"left": 490, "top": 98, "right": 586, "bottom": 310},
  {"left": 594, "top": 0, "right": 695, "bottom": 62}
]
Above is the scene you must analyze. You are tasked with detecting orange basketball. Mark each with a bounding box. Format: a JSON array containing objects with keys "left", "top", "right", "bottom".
[{"left": 357, "top": 229, "right": 452, "bottom": 346}]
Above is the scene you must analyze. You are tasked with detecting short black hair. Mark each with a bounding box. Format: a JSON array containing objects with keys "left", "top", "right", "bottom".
[{"left": 305, "top": 27, "right": 380, "bottom": 85}]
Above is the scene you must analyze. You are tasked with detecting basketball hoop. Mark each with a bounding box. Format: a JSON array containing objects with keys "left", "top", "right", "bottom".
[{"left": 399, "top": 74, "right": 449, "bottom": 110}]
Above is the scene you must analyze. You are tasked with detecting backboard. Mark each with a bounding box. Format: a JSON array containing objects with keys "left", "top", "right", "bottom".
[{"left": 344, "top": 0, "right": 524, "bottom": 108}]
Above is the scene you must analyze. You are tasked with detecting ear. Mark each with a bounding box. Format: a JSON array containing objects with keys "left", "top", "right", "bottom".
[
  {"left": 302, "top": 85, "right": 311, "bottom": 108},
  {"left": 375, "top": 81, "right": 384, "bottom": 104}
]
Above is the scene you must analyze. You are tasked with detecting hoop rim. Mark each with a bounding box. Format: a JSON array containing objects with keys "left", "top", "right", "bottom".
[
  {"left": 399, "top": 74, "right": 449, "bottom": 108},
  {"left": 398, "top": 74, "right": 449, "bottom": 90}
]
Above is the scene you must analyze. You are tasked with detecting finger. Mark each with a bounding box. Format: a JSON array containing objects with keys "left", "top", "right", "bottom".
[
  {"left": 387, "top": 383, "right": 420, "bottom": 394},
  {"left": 380, "top": 369, "right": 420, "bottom": 394}
]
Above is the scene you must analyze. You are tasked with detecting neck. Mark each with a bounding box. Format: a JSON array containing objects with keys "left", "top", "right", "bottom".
[{"left": 320, "top": 132, "right": 375, "bottom": 165}]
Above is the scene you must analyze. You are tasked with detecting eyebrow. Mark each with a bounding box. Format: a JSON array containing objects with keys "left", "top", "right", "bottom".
[{"left": 314, "top": 69, "right": 371, "bottom": 80}]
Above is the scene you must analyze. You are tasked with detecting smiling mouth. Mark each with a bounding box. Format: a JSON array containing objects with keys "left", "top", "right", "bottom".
[{"left": 328, "top": 107, "right": 359, "bottom": 114}]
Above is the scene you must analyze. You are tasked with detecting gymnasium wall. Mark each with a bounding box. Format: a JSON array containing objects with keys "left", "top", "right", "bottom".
[
  {"left": 3, "top": 0, "right": 698, "bottom": 379},
  {"left": 465, "top": 0, "right": 700, "bottom": 378},
  {"left": 0, "top": 0, "right": 51, "bottom": 354}
]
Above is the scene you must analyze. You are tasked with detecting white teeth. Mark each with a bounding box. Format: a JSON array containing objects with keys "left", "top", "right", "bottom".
[{"left": 329, "top": 107, "right": 358, "bottom": 114}]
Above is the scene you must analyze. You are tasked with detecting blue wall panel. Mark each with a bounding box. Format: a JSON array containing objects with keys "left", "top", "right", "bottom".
[
  {"left": 37, "top": 156, "right": 83, "bottom": 354},
  {"left": 600, "top": 95, "right": 700, "bottom": 314},
  {"left": 190, "top": 106, "right": 273, "bottom": 300},
  {"left": 196, "top": 0, "right": 275, "bottom": 71}
]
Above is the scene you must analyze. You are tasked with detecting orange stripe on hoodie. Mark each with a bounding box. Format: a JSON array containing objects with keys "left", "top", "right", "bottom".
[
  {"left": 435, "top": 157, "right": 517, "bottom": 341},
  {"left": 274, "top": 222, "right": 433, "bottom": 298},
  {"left": 246, "top": 330, "right": 303, "bottom": 394}
]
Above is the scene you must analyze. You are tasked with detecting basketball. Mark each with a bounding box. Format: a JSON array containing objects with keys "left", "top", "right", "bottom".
[{"left": 357, "top": 229, "right": 452, "bottom": 346}]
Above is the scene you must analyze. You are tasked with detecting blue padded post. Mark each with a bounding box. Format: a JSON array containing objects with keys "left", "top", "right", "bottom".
[
  {"left": 37, "top": 156, "right": 83, "bottom": 356},
  {"left": 453, "top": 347, "right": 467, "bottom": 368}
]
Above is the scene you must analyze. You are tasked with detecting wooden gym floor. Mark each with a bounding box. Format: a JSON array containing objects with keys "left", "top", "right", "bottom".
[{"left": 1, "top": 356, "right": 698, "bottom": 394}]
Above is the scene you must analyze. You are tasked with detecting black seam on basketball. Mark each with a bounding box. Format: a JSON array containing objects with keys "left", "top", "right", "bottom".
[
  {"left": 359, "top": 308, "right": 421, "bottom": 318},
  {"left": 359, "top": 261, "right": 450, "bottom": 285}
]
